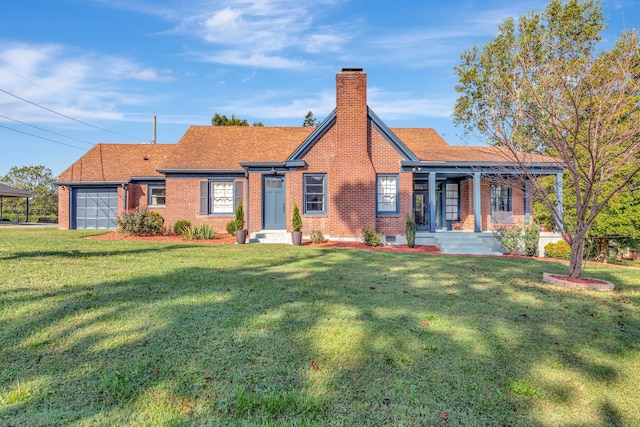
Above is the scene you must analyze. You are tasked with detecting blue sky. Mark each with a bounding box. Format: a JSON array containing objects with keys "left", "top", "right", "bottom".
[{"left": 1, "top": 0, "right": 638, "bottom": 177}]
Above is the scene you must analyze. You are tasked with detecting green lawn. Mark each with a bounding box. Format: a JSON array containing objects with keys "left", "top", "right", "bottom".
[{"left": 1, "top": 229, "right": 639, "bottom": 426}]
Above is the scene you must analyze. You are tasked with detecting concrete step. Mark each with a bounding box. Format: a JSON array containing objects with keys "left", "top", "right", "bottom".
[
  {"left": 431, "top": 233, "right": 503, "bottom": 256},
  {"left": 249, "top": 230, "right": 292, "bottom": 244}
]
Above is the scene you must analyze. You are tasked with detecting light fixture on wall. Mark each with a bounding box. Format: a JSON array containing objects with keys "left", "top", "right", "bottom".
[{"left": 270, "top": 167, "right": 277, "bottom": 174}]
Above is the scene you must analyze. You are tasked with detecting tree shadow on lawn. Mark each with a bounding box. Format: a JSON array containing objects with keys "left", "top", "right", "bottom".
[{"left": 0, "top": 247, "right": 638, "bottom": 425}]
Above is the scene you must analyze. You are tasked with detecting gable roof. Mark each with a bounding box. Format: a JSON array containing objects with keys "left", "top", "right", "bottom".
[
  {"left": 57, "top": 143, "right": 175, "bottom": 183},
  {"left": 162, "top": 126, "right": 315, "bottom": 171}
]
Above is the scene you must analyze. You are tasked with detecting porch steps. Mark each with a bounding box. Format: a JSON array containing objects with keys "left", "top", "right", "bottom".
[
  {"left": 429, "top": 232, "right": 503, "bottom": 256},
  {"left": 249, "top": 230, "right": 292, "bottom": 244}
]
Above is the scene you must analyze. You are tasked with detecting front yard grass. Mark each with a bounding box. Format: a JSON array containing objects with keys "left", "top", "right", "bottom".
[{"left": 1, "top": 228, "right": 639, "bottom": 426}]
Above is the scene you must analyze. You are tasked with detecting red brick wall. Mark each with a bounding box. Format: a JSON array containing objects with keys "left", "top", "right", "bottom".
[
  {"left": 248, "top": 172, "right": 262, "bottom": 233},
  {"left": 57, "top": 186, "right": 70, "bottom": 229},
  {"left": 451, "top": 178, "right": 529, "bottom": 232},
  {"left": 160, "top": 177, "right": 244, "bottom": 233},
  {"left": 127, "top": 184, "right": 147, "bottom": 210}
]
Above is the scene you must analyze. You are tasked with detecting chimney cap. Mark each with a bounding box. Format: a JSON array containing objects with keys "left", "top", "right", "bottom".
[{"left": 341, "top": 67, "right": 363, "bottom": 72}]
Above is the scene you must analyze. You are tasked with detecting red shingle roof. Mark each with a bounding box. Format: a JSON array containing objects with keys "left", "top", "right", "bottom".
[
  {"left": 409, "top": 145, "right": 560, "bottom": 163},
  {"left": 57, "top": 124, "right": 560, "bottom": 183},
  {"left": 57, "top": 143, "right": 175, "bottom": 182},
  {"left": 162, "top": 126, "right": 315, "bottom": 170},
  {"left": 390, "top": 128, "right": 449, "bottom": 152}
]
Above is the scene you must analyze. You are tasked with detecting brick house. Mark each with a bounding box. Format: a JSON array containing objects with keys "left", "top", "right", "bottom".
[{"left": 57, "top": 68, "right": 564, "bottom": 254}]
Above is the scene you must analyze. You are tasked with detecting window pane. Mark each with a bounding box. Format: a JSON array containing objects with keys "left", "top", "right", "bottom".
[
  {"left": 150, "top": 186, "right": 166, "bottom": 205},
  {"left": 445, "top": 183, "right": 458, "bottom": 220},
  {"left": 211, "top": 182, "right": 233, "bottom": 213},
  {"left": 304, "top": 174, "right": 326, "bottom": 213},
  {"left": 490, "top": 184, "right": 512, "bottom": 213},
  {"left": 377, "top": 175, "right": 397, "bottom": 212}
]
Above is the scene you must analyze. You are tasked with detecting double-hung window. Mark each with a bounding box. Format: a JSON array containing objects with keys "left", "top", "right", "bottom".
[
  {"left": 211, "top": 181, "right": 233, "bottom": 213},
  {"left": 377, "top": 175, "right": 399, "bottom": 214},
  {"left": 200, "top": 180, "right": 243, "bottom": 214},
  {"left": 148, "top": 184, "right": 166, "bottom": 206},
  {"left": 304, "top": 174, "right": 326, "bottom": 214}
]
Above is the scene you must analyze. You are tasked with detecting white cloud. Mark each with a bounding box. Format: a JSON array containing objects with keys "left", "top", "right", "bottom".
[
  {"left": 203, "top": 50, "right": 307, "bottom": 69},
  {"left": 368, "top": 87, "right": 454, "bottom": 119},
  {"left": 174, "top": 0, "right": 351, "bottom": 68},
  {"left": 221, "top": 89, "right": 336, "bottom": 119},
  {"left": 0, "top": 42, "right": 172, "bottom": 123}
]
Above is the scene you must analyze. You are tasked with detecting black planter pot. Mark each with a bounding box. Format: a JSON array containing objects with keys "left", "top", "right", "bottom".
[
  {"left": 236, "top": 230, "right": 247, "bottom": 244},
  {"left": 291, "top": 231, "right": 302, "bottom": 246}
]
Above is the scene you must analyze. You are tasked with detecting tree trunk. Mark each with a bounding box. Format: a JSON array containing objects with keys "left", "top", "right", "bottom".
[
  {"left": 595, "top": 238, "right": 609, "bottom": 264},
  {"left": 568, "top": 232, "right": 587, "bottom": 278}
]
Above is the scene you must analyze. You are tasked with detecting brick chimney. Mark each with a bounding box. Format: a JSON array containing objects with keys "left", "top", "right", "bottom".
[{"left": 329, "top": 68, "right": 377, "bottom": 236}]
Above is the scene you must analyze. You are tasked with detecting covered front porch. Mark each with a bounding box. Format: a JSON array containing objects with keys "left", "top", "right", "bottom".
[{"left": 402, "top": 162, "right": 565, "bottom": 233}]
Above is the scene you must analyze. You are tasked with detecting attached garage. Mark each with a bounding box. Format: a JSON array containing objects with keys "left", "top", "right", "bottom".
[{"left": 72, "top": 187, "right": 118, "bottom": 230}]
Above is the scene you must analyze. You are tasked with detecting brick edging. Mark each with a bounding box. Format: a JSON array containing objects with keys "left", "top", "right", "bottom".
[{"left": 542, "top": 273, "right": 614, "bottom": 291}]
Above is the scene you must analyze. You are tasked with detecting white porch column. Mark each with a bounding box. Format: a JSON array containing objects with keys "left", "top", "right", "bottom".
[
  {"left": 429, "top": 172, "right": 436, "bottom": 232},
  {"left": 524, "top": 180, "right": 531, "bottom": 225},
  {"left": 556, "top": 172, "right": 563, "bottom": 230},
  {"left": 473, "top": 172, "right": 481, "bottom": 233}
]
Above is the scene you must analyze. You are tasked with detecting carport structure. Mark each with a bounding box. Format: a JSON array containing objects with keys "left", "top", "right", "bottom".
[{"left": 0, "top": 183, "right": 34, "bottom": 222}]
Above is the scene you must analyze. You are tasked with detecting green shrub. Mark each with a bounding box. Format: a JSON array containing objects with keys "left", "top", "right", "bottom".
[
  {"left": 292, "top": 204, "right": 302, "bottom": 232},
  {"left": 226, "top": 220, "right": 238, "bottom": 236},
  {"left": 362, "top": 226, "right": 383, "bottom": 247},
  {"left": 183, "top": 224, "right": 216, "bottom": 240},
  {"left": 173, "top": 219, "right": 191, "bottom": 235},
  {"left": 406, "top": 214, "right": 416, "bottom": 248},
  {"left": 310, "top": 230, "right": 324, "bottom": 244},
  {"left": 494, "top": 226, "right": 523, "bottom": 255},
  {"left": 544, "top": 240, "right": 571, "bottom": 260},
  {"left": 524, "top": 224, "right": 540, "bottom": 256},
  {"left": 117, "top": 207, "right": 164, "bottom": 236}
]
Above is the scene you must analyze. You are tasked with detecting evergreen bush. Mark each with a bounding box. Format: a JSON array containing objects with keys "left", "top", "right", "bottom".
[
  {"left": 544, "top": 240, "right": 571, "bottom": 260},
  {"left": 292, "top": 204, "right": 302, "bottom": 232},
  {"left": 117, "top": 207, "right": 164, "bottom": 236},
  {"left": 494, "top": 226, "right": 523, "bottom": 255},
  {"left": 406, "top": 214, "right": 416, "bottom": 248},
  {"left": 310, "top": 230, "right": 324, "bottom": 244},
  {"left": 173, "top": 219, "right": 191, "bottom": 235},
  {"left": 524, "top": 224, "right": 540, "bottom": 256},
  {"left": 362, "top": 226, "right": 383, "bottom": 247}
]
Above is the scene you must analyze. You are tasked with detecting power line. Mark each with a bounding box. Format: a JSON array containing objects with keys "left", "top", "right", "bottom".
[
  {"left": 0, "top": 88, "right": 148, "bottom": 142},
  {"left": 0, "top": 113, "right": 95, "bottom": 146},
  {"left": 0, "top": 123, "right": 86, "bottom": 150}
]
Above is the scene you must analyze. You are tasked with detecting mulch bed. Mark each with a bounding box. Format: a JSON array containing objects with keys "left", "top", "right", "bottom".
[
  {"left": 87, "top": 232, "right": 441, "bottom": 253},
  {"left": 89, "top": 232, "right": 237, "bottom": 244}
]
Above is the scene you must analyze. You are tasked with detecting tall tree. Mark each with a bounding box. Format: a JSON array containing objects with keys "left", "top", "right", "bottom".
[
  {"left": 453, "top": 0, "right": 640, "bottom": 278},
  {"left": 302, "top": 111, "right": 317, "bottom": 127},
  {"left": 211, "top": 113, "right": 263, "bottom": 126},
  {"left": 1, "top": 165, "right": 57, "bottom": 217}
]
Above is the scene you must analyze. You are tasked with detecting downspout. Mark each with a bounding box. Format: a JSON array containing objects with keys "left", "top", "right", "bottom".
[
  {"left": 68, "top": 186, "right": 73, "bottom": 229},
  {"left": 122, "top": 183, "right": 128, "bottom": 215},
  {"left": 26, "top": 197, "right": 29, "bottom": 223},
  {"left": 244, "top": 170, "right": 250, "bottom": 236}
]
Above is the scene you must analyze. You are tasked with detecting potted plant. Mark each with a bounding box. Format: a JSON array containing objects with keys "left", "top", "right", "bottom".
[
  {"left": 234, "top": 204, "right": 246, "bottom": 244},
  {"left": 291, "top": 204, "right": 302, "bottom": 245}
]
